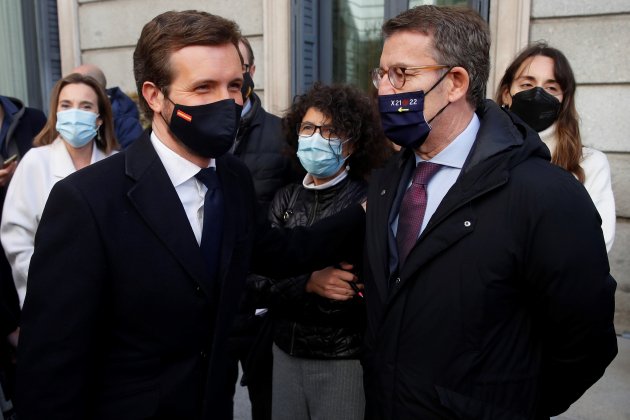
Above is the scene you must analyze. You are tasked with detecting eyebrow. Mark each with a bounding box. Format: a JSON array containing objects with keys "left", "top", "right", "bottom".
[
  {"left": 515, "top": 74, "right": 559, "bottom": 84},
  {"left": 59, "top": 99, "right": 96, "bottom": 106}
]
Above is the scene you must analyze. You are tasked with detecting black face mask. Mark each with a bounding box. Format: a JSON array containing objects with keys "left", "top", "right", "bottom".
[
  {"left": 509, "top": 87, "right": 561, "bottom": 132},
  {"left": 241, "top": 72, "right": 254, "bottom": 103},
  {"left": 165, "top": 98, "right": 242, "bottom": 158}
]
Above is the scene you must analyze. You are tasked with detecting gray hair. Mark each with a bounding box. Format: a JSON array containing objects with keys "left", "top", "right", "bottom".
[{"left": 382, "top": 5, "right": 490, "bottom": 108}]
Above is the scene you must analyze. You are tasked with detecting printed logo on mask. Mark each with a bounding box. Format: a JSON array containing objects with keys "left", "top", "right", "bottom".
[
  {"left": 385, "top": 96, "right": 422, "bottom": 113},
  {"left": 176, "top": 109, "right": 192, "bottom": 122}
]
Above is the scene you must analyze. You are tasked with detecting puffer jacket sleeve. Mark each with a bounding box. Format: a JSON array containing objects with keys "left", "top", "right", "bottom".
[{"left": 523, "top": 170, "right": 617, "bottom": 417}]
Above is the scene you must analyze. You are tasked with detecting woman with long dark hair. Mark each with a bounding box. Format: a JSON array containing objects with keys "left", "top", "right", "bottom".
[{"left": 496, "top": 42, "right": 615, "bottom": 252}]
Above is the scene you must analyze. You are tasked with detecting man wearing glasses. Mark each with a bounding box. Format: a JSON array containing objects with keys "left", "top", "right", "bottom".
[{"left": 361, "top": 5, "right": 617, "bottom": 419}]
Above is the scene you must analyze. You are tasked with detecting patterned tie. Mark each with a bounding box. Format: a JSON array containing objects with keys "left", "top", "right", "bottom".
[
  {"left": 195, "top": 167, "right": 224, "bottom": 283},
  {"left": 396, "top": 162, "right": 441, "bottom": 265}
]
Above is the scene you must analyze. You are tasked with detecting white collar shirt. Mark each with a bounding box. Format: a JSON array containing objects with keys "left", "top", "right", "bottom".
[{"left": 150, "top": 131, "right": 215, "bottom": 245}]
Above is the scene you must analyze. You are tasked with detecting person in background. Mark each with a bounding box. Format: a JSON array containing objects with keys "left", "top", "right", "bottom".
[
  {"left": 496, "top": 42, "right": 615, "bottom": 252},
  {"left": 1, "top": 73, "right": 118, "bottom": 308},
  {"left": 226, "top": 36, "right": 302, "bottom": 420},
  {"left": 232, "top": 36, "right": 300, "bottom": 212},
  {"left": 73, "top": 63, "right": 144, "bottom": 148},
  {"left": 362, "top": 5, "right": 616, "bottom": 419},
  {"left": 0, "top": 94, "right": 46, "bottom": 419},
  {"left": 249, "top": 82, "right": 391, "bottom": 420}
]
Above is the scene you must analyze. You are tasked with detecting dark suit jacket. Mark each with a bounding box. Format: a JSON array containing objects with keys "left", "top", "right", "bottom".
[{"left": 15, "top": 132, "right": 364, "bottom": 420}]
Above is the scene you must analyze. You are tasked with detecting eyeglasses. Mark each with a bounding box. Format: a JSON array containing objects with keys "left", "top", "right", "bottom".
[
  {"left": 297, "top": 122, "right": 340, "bottom": 141},
  {"left": 371, "top": 65, "right": 450, "bottom": 89}
]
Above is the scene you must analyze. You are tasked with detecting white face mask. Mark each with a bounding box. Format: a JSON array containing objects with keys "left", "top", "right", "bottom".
[
  {"left": 56, "top": 109, "right": 99, "bottom": 148},
  {"left": 296, "top": 132, "right": 350, "bottom": 178}
]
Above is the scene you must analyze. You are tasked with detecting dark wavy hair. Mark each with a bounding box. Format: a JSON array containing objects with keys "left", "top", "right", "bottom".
[
  {"left": 283, "top": 83, "right": 392, "bottom": 180},
  {"left": 495, "top": 42, "right": 584, "bottom": 182}
]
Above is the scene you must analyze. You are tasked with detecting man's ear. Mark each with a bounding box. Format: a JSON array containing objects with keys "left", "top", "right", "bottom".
[
  {"left": 142, "top": 81, "right": 165, "bottom": 114},
  {"left": 446, "top": 67, "right": 469, "bottom": 103},
  {"left": 249, "top": 64, "right": 257, "bottom": 78}
]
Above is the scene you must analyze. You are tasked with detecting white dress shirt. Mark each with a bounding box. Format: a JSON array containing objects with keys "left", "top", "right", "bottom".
[{"left": 150, "top": 131, "right": 214, "bottom": 245}]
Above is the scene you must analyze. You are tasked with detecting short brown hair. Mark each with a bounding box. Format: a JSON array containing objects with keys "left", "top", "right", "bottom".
[
  {"left": 34, "top": 73, "right": 117, "bottom": 154},
  {"left": 133, "top": 10, "right": 242, "bottom": 116},
  {"left": 240, "top": 36, "right": 255, "bottom": 66},
  {"left": 383, "top": 5, "right": 490, "bottom": 108}
]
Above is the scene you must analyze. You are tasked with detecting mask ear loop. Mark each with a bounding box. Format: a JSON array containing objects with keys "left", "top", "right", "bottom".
[{"left": 425, "top": 66, "right": 455, "bottom": 126}]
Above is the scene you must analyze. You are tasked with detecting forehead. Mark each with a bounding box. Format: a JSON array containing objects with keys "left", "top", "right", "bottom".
[
  {"left": 169, "top": 44, "right": 242, "bottom": 84},
  {"left": 59, "top": 82, "right": 98, "bottom": 102},
  {"left": 515, "top": 55, "right": 557, "bottom": 80},
  {"left": 303, "top": 107, "right": 331, "bottom": 124},
  {"left": 380, "top": 30, "right": 435, "bottom": 67}
]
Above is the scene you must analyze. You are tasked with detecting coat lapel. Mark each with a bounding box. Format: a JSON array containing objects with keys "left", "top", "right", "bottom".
[
  {"left": 366, "top": 152, "right": 409, "bottom": 303},
  {"left": 214, "top": 156, "right": 244, "bottom": 288},
  {"left": 124, "top": 133, "right": 208, "bottom": 294},
  {"left": 389, "top": 151, "right": 510, "bottom": 303}
]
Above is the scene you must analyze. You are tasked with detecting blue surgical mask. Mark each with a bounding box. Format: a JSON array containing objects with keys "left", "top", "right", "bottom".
[
  {"left": 296, "top": 132, "right": 349, "bottom": 178},
  {"left": 56, "top": 109, "right": 99, "bottom": 148}
]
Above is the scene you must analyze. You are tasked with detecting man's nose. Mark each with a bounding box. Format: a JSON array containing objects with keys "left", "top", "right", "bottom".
[{"left": 378, "top": 77, "right": 396, "bottom": 96}]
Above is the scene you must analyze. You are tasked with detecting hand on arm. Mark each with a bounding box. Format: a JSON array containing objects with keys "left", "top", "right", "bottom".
[{"left": 305, "top": 262, "right": 363, "bottom": 301}]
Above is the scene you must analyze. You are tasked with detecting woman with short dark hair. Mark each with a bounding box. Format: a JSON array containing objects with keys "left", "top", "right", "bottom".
[{"left": 249, "top": 82, "right": 391, "bottom": 420}]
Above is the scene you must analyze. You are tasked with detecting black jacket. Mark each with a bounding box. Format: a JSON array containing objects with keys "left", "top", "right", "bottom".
[
  {"left": 15, "top": 133, "right": 366, "bottom": 420},
  {"left": 106, "top": 87, "right": 143, "bottom": 149},
  {"left": 232, "top": 92, "right": 301, "bottom": 213},
  {"left": 0, "top": 96, "right": 45, "bottom": 337},
  {"left": 249, "top": 176, "right": 366, "bottom": 359},
  {"left": 362, "top": 100, "right": 617, "bottom": 420}
]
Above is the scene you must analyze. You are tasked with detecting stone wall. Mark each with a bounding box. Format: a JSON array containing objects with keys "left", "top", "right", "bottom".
[
  {"left": 531, "top": 0, "right": 630, "bottom": 333},
  {"left": 75, "top": 0, "right": 265, "bottom": 107}
]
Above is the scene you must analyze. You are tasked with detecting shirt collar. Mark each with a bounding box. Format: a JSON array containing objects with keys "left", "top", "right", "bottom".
[
  {"left": 417, "top": 113, "right": 480, "bottom": 168},
  {"left": 150, "top": 131, "right": 215, "bottom": 187},
  {"left": 303, "top": 167, "right": 349, "bottom": 190}
]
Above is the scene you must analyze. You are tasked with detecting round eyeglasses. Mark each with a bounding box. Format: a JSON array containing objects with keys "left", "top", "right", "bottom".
[
  {"left": 371, "top": 65, "right": 450, "bottom": 89},
  {"left": 297, "top": 122, "right": 340, "bottom": 141}
]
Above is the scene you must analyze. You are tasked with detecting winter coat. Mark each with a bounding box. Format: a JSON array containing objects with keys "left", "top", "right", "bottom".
[
  {"left": 249, "top": 176, "right": 366, "bottom": 359},
  {"left": 0, "top": 96, "right": 45, "bottom": 337},
  {"left": 106, "top": 86, "right": 143, "bottom": 149},
  {"left": 232, "top": 92, "right": 301, "bottom": 214},
  {"left": 362, "top": 100, "right": 617, "bottom": 420}
]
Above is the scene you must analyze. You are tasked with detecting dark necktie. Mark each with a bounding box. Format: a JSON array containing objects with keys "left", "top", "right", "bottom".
[
  {"left": 396, "top": 161, "right": 441, "bottom": 265},
  {"left": 195, "top": 167, "right": 224, "bottom": 283}
]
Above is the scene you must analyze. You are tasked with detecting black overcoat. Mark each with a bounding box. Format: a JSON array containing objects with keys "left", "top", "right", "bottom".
[
  {"left": 362, "top": 101, "right": 617, "bottom": 419},
  {"left": 15, "top": 132, "right": 364, "bottom": 420}
]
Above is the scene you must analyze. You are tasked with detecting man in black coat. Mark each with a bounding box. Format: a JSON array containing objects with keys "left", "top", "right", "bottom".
[
  {"left": 0, "top": 95, "right": 45, "bottom": 405},
  {"left": 363, "top": 5, "right": 617, "bottom": 419},
  {"left": 15, "top": 11, "right": 364, "bottom": 420}
]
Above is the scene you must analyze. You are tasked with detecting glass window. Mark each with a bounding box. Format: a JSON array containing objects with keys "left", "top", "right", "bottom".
[
  {"left": 294, "top": 0, "right": 488, "bottom": 95},
  {"left": 331, "top": 0, "right": 385, "bottom": 91}
]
